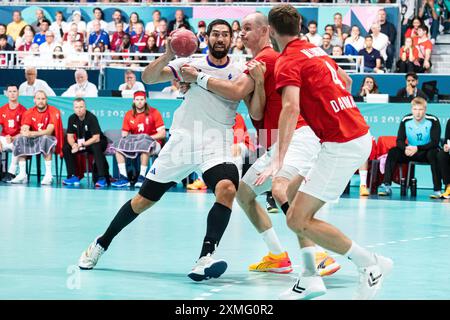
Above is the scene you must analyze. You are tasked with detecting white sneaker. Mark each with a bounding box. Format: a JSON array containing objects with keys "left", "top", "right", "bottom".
[
  {"left": 353, "top": 254, "right": 393, "bottom": 300},
  {"left": 10, "top": 173, "right": 28, "bottom": 184},
  {"left": 41, "top": 175, "right": 53, "bottom": 185},
  {"left": 187, "top": 254, "right": 227, "bottom": 282},
  {"left": 279, "top": 274, "right": 327, "bottom": 300},
  {"left": 78, "top": 238, "right": 106, "bottom": 270}
]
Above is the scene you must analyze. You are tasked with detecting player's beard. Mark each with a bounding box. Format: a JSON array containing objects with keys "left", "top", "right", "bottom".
[
  {"left": 209, "top": 41, "right": 230, "bottom": 59},
  {"left": 37, "top": 104, "right": 47, "bottom": 112}
]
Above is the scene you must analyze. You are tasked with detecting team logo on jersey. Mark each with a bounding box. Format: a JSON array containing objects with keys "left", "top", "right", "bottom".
[
  {"left": 149, "top": 168, "right": 156, "bottom": 175},
  {"left": 130, "top": 120, "right": 135, "bottom": 124},
  {"left": 1, "top": 114, "right": 5, "bottom": 118},
  {"left": 228, "top": 74, "right": 232, "bottom": 80},
  {"left": 85, "top": 125, "right": 88, "bottom": 131},
  {"left": 32, "top": 117, "right": 36, "bottom": 121},
  {"left": 73, "top": 124, "right": 77, "bottom": 128}
]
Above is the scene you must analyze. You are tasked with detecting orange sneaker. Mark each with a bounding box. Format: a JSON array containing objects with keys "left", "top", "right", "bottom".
[
  {"left": 315, "top": 252, "right": 341, "bottom": 277},
  {"left": 187, "top": 179, "right": 207, "bottom": 190},
  {"left": 249, "top": 252, "right": 293, "bottom": 274}
]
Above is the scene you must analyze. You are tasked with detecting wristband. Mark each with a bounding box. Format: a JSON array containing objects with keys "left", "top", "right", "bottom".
[{"left": 196, "top": 72, "right": 211, "bottom": 90}]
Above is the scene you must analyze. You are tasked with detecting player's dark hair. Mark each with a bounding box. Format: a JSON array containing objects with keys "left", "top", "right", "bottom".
[
  {"left": 206, "top": 19, "right": 232, "bottom": 37},
  {"left": 365, "top": 35, "right": 373, "bottom": 40},
  {"left": 73, "top": 97, "right": 86, "bottom": 104},
  {"left": 406, "top": 72, "right": 418, "bottom": 80},
  {"left": 268, "top": 4, "right": 300, "bottom": 36},
  {"left": 418, "top": 24, "right": 428, "bottom": 34},
  {"left": 6, "top": 84, "right": 18, "bottom": 90},
  {"left": 308, "top": 20, "right": 317, "bottom": 27},
  {"left": 93, "top": 7, "right": 104, "bottom": 19}
]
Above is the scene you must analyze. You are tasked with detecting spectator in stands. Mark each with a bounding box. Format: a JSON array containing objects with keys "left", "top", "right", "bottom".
[
  {"left": 414, "top": 24, "right": 433, "bottom": 73},
  {"left": 39, "top": 31, "right": 58, "bottom": 59},
  {"left": 231, "top": 20, "right": 241, "bottom": 46},
  {"left": 52, "top": 46, "right": 65, "bottom": 67},
  {"left": 161, "top": 80, "right": 182, "bottom": 99},
  {"left": 298, "top": 14, "right": 309, "bottom": 36},
  {"left": 437, "top": 119, "right": 450, "bottom": 199},
  {"left": 359, "top": 35, "right": 383, "bottom": 73},
  {"left": 396, "top": 37, "right": 419, "bottom": 73},
  {"left": 15, "top": 25, "right": 35, "bottom": 50},
  {"left": 131, "top": 22, "right": 149, "bottom": 53},
  {"left": 69, "top": 11, "right": 86, "bottom": 37},
  {"left": 33, "top": 19, "right": 51, "bottom": 46},
  {"left": 30, "top": 9, "right": 46, "bottom": 34},
  {"left": 405, "top": 16, "right": 423, "bottom": 40},
  {"left": 126, "top": 12, "right": 141, "bottom": 35},
  {"left": 379, "top": 97, "right": 442, "bottom": 198},
  {"left": 19, "top": 67, "right": 56, "bottom": 97},
  {"left": 142, "top": 34, "right": 159, "bottom": 57},
  {"left": 197, "top": 20, "right": 208, "bottom": 52},
  {"left": 88, "top": 20, "right": 110, "bottom": 52},
  {"left": 419, "top": 0, "right": 442, "bottom": 43},
  {"left": 86, "top": 7, "right": 108, "bottom": 35},
  {"left": 332, "top": 45, "right": 354, "bottom": 71},
  {"left": 306, "top": 20, "right": 322, "bottom": 46},
  {"left": 344, "top": 25, "right": 365, "bottom": 55},
  {"left": 168, "top": 9, "right": 192, "bottom": 33},
  {"left": 63, "top": 23, "right": 84, "bottom": 44},
  {"left": 324, "top": 24, "right": 343, "bottom": 47},
  {"left": 62, "top": 98, "right": 109, "bottom": 188},
  {"left": 320, "top": 33, "right": 333, "bottom": 55},
  {"left": 370, "top": 23, "right": 389, "bottom": 66},
  {"left": 111, "top": 91, "right": 166, "bottom": 188},
  {"left": 359, "top": 76, "right": 380, "bottom": 97},
  {"left": 62, "top": 30, "right": 78, "bottom": 54},
  {"left": 0, "top": 84, "right": 27, "bottom": 183},
  {"left": 154, "top": 18, "right": 168, "bottom": 53},
  {"left": 50, "top": 11, "right": 67, "bottom": 44},
  {"left": 0, "top": 34, "right": 14, "bottom": 55},
  {"left": 65, "top": 41, "right": 89, "bottom": 67},
  {"left": 396, "top": 72, "right": 429, "bottom": 101},
  {"left": 7, "top": 10, "right": 27, "bottom": 42},
  {"left": 11, "top": 90, "right": 61, "bottom": 185},
  {"left": 333, "top": 12, "right": 351, "bottom": 42},
  {"left": 17, "top": 30, "right": 34, "bottom": 52},
  {"left": 107, "top": 9, "right": 128, "bottom": 35},
  {"left": 112, "top": 33, "right": 133, "bottom": 63},
  {"left": 145, "top": 10, "right": 161, "bottom": 35},
  {"left": 119, "top": 69, "right": 145, "bottom": 92},
  {"left": 22, "top": 43, "right": 41, "bottom": 67},
  {"left": 62, "top": 69, "right": 98, "bottom": 98},
  {"left": 0, "top": 24, "right": 14, "bottom": 47},
  {"left": 231, "top": 37, "right": 247, "bottom": 55},
  {"left": 377, "top": 8, "right": 397, "bottom": 69},
  {"left": 110, "top": 22, "right": 126, "bottom": 52}
]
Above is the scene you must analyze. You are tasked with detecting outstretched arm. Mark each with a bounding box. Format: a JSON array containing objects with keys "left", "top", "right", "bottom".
[{"left": 142, "top": 37, "right": 176, "bottom": 84}]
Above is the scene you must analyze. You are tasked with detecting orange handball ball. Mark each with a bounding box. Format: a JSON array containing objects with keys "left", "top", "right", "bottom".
[{"left": 170, "top": 29, "right": 198, "bottom": 57}]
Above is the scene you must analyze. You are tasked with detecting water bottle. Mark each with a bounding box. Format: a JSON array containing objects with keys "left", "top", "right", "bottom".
[
  {"left": 410, "top": 178, "right": 417, "bottom": 197},
  {"left": 400, "top": 178, "right": 407, "bottom": 196}
]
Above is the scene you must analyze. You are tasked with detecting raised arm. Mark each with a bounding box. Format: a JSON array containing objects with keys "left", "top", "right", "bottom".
[
  {"left": 142, "top": 38, "right": 176, "bottom": 84},
  {"left": 244, "top": 60, "right": 267, "bottom": 121}
]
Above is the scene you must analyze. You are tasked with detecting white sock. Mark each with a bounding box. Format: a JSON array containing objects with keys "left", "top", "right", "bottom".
[
  {"left": 18, "top": 160, "right": 26, "bottom": 176},
  {"left": 261, "top": 228, "right": 284, "bottom": 255},
  {"left": 233, "top": 155, "right": 243, "bottom": 178},
  {"left": 118, "top": 163, "right": 127, "bottom": 177},
  {"left": 45, "top": 160, "right": 52, "bottom": 177},
  {"left": 301, "top": 246, "right": 318, "bottom": 276},
  {"left": 8, "top": 156, "right": 18, "bottom": 175},
  {"left": 344, "top": 241, "right": 376, "bottom": 268},
  {"left": 140, "top": 165, "right": 147, "bottom": 177},
  {"left": 360, "top": 170, "right": 368, "bottom": 186}
]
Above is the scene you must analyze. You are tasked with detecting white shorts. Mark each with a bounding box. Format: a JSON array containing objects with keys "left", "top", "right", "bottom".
[
  {"left": 0, "top": 136, "right": 14, "bottom": 151},
  {"left": 299, "top": 132, "right": 372, "bottom": 202},
  {"left": 146, "top": 133, "right": 235, "bottom": 183},
  {"left": 242, "top": 126, "right": 321, "bottom": 195}
]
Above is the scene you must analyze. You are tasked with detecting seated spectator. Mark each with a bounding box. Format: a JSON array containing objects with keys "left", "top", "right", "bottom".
[
  {"left": 358, "top": 35, "right": 383, "bottom": 73},
  {"left": 396, "top": 37, "right": 420, "bottom": 73},
  {"left": 63, "top": 23, "right": 84, "bottom": 44},
  {"left": 370, "top": 23, "right": 389, "bottom": 65},
  {"left": 65, "top": 41, "right": 89, "bottom": 68},
  {"left": 162, "top": 80, "right": 183, "bottom": 99},
  {"left": 91, "top": 44, "right": 105, "bottom": 68},
  {"left": 111, "top": 91, "right": 166, "bottom": 188},
  {"left": 197, "top": 20, "right": 208, "bottom": 52},
  {"left": 231, "top": 20, "right": 241, "bottom": 46},
  {"left": 333, "top": 12, "right": 351, "bottom": 42},
  {"left": 126, "top": 12, "right": 141, "bottom": 36},
  {"left": 320, "top": 33, "right": 333, "bottom": 55},
  {"left": 119, "top": 69, "right": 145, "bottom": 92},
  {"left": 168, "top": 9, "right": 192, "bottom": 33},
  {"left": 413, "top": 24, "right": 433, "bottom": 73},
  {"left": 6, "top": 10, "right": 27, "bottom": 42},
  {"left": 324, "top": 24, "right": 343, "bottom": 47},
  {"left": 344, "top": 25, "right": 365, "bottom": 55},
  {"left": 142, "top": 34, "right": 159, "bottom": 57},
  {"left": 111, "top": 33, "right": 134, "bottom": 64},
  {"left": 405, "top": 16, "right": 423, "bottom": 40},
  {"left": 88, "top": 20, "right": 110, "bottom": 52},
  {"left": 62, "top": 98, "right": 109, "bottom": 188},
  {"left": 107, "top": 9, "right": 128, "bottom": 35},
  {"left": 30, "top": 9, "right": 46, "bottom": 34},
  {"left": 145, "top": 10, "right": 162, "bottom": 35},
  {"left": 69, "top": 11, "right": 86, "bottom": 37},
  {"left": 154, "top": 18, "right": 168, "bottom": 53},
  {"left": 15, "top": 25, "right": 35, "bottom": 50},
  {"left": 62, "top": 30, "right": 79, "bottom": 54},
  {"left": 378, "top": 97, "right": 441, "bottom": 198},
  {"left": 17, "top": 30, "right": 34, "bottom": 52},
  {"left": 359, "top": 76, "right": 379, "bottom": 97},
  {"left": 39, "top": 31, "right": 58, "bottom": 59},
  {"left": 86, "top": 7, "right": 108, "bottom": 35},
  {"left": 437, "top": 119, "right": 450, "bottom": 198},
  {"left": 110, "top": 22, "right": 126, "bottom": 52},
  {"left": 0, "top": 34, "right": 14, "bottom": 59},
  {"left": 396, "top": 72, "right": 429, "bottom": 101},
  {"left": 18, "top": 67, "right": 56, "bottom": 97},
  {"left": 50, "top": 11, "right": 67, "bottom": 44},
  {"left": 377, "top": 8, "right": 397, "bottom": 69},
  {"left": 331, "top": 45, "right": 355, "bottom": 71},
  {"left": 33, "top": 19, "right": 51, "bottom": 46},
  {"left": 231, "top": 37, "right": 247, "bottom": 55},
  {"left": 21, "top": 43, "right": 41, "bottom": 67},
  {"left": 0, "top": 84, "right": 27, "bottom": 183},
  {"left": 51, "top": 46, "right": 66, "bottom": 67},
  {"left": 131, "top": 22, "right": 149, "bottom": 53},
  {"left": 62, "top": 69, "right": 98, "bottom": 97},
  {"left": 418, "top": 0, "right": 442, "bottom": 43},
  {"left": 306, "top": 20, "right": 322, "bottom": 46},
  {"left": 0, "top": 24, "right": 15, "bottom": 47},
  {"left": 11, "top": 91, "right": 61, "bottom": 185}
]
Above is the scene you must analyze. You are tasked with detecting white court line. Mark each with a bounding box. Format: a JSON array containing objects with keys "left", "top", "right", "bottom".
[{"left": 210, "top": 288, "right": 222, "bottom": 293}]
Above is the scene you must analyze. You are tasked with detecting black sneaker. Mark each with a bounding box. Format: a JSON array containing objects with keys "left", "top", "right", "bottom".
[
  {"left": 2, "top": 172, "right": 16, "bottom": 183},
  {"left": 266, "top": 192, "right": 279, "bottom": 214}
]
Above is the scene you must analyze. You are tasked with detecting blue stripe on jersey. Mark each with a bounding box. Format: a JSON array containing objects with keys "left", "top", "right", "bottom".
[
  {"left": 405, "top": 118, "right": 432, "bottom": 146},
  {"left": 206, "top": 56, "right": 230, "bottom": 69}
]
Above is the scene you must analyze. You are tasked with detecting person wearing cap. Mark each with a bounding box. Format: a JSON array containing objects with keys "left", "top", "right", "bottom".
[
  {"left": 111, "top": 91, "right": 166, "bottom": 188},
  {"left": 62, "top": 97, "right": 110, "bottom": 188},
  {"left": 197, "top": 20, "right": 207, "bottom": 52}
]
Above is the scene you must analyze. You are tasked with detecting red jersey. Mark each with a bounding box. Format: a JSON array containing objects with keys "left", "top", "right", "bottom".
[
  {"left": 274, "top": 39, "right": 369, "bottom": 143},
  {"left": 21, "top": 106, "right": 57, "bottom": 132},
  {"left": 246, "top": 47, "right": 306, "bottom": 148},
  {"left": 233, "top": 113, "right": 255, "bottom": 152},
  {"left": 413, "top": 37, "right": 433, "bottom": 60},
  {"left": 0, "top": 103, "right": 27, "bottom": 136},
  {"left": 122, "top": 108, "right": 165, "bottom": 144},
  {"left": 131, "top": 33, "right": 149, "bottom": 53}
]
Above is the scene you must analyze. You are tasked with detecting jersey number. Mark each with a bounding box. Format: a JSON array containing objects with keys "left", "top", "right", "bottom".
[
  {"left": 138, "top": 123, "right": 144, "bottom": 133},
  {"left": 324, "top": 61, "right": 345, "bottom": 90},
  {"left": 7, "top": 119, "right": 15, "bottom": 128},
  {"left": 38, "top": 123, "right": 44, "bottom": 131},
  {"left": 416, "top": 133, "right": 423, "bottom": 141}
]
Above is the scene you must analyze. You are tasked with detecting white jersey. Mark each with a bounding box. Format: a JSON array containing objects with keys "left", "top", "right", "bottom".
[{"left": 168, "top": 56, "right": 245, "bottom": 136}]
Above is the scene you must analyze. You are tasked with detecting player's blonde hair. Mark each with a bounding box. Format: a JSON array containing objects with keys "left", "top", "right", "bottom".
[{"left": 411, "top": 97, "right": 427, "bottom": 109}]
